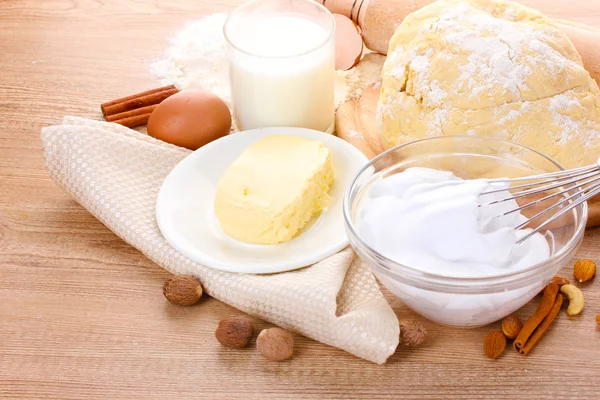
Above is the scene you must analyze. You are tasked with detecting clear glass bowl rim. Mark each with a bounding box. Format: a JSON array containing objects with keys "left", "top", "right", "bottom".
[
  {"left": 343, "top": 135, "right": 588, "bottom": 290},
  {"left": 223, "top": 0, "right": 336, "bottom": 59}
]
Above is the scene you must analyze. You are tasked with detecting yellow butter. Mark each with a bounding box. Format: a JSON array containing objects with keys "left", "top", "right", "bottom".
[{"left": 214, "top": 135, "right": 334, "bottom": 244}]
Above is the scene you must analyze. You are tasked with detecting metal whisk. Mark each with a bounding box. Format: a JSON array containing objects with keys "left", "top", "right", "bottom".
[{"left": 480, "top": 160, "right": 600, "bottom": 244}]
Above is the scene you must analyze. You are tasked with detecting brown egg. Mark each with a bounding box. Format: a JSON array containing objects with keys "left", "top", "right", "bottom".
[
  {"left": 333, "top": 14, "right": 364, "bottom": 71},
  {"left": 147, "top": 89, "right": 231, "bottom": 150}
]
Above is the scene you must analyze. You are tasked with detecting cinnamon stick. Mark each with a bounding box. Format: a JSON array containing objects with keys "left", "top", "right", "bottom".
[
  {"left": 517, "top": 293, "right": 564, "bottom": 356},
  {"left": 106, "top": 104, "right": 158, "bottom": 123},
  {"left": 111, "top": 113, "right": 153, "bottom": 129},
  {"left": 101, "top": 85, "right": 177, "bottom": 117},
  {"left": 514, "top": 282, "right": 559, "bottom": 351}
]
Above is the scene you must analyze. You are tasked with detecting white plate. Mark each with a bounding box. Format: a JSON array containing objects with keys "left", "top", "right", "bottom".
[{"left": 156, "top": 127, "right": 369, "bottom": 274}]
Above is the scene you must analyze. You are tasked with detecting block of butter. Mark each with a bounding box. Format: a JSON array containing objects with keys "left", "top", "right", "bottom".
[{"left": 214, "top": 135, "right": 334, "bottom": 244}]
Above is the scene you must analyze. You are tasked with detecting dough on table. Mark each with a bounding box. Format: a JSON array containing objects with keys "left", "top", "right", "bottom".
[{"left": 377, "top": 0, "right": 600, "bottom": 169}]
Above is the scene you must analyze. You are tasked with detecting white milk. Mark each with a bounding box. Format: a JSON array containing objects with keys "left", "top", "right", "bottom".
[{"left": 227, "top": 14, "right": 335, "bottom": 132}]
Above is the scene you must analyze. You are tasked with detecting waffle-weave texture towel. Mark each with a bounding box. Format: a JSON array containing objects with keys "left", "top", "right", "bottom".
[{"left": 40, "top": 116, "right": 399, "bottom": 363}]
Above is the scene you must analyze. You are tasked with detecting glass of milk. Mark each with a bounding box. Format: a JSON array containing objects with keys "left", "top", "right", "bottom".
[{"left": 224, "top": 0, "right": 335, "bottom": 133}]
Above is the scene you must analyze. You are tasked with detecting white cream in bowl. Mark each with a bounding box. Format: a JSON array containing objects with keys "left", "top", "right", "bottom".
[
  {"left": 356, "top": 167, "right": 551, "bottom": 278},
  {"left": 354, "top": 167, "right": 555, "bottom": 327}
]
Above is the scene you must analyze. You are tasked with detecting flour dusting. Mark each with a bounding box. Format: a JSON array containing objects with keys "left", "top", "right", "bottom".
[
  {"left": 549, "top": 93, "right": 586, "bottom": 144},
  {"left": 149, "top": 14, "right": 231, "bottom": 103},
  {"left": 378, "top": 0, "right": 600, "bottom": 168}
]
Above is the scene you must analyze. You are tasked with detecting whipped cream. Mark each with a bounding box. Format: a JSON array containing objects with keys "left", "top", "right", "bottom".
[{"left": 357, "top": 168, "right": 551, "bottom": 278}]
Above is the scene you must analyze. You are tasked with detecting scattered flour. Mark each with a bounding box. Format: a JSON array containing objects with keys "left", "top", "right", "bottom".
[
  {"left": 427, "top": 107, "right": 450, "bottom": 135},
  {"left": 497, "top": 109, "right": 522, "bottom": 125},
  {"left": 149, "top": 14, "right": 231, "bottom": 103},
  {"left": 428, "top": 80, "right": 445, "bottom": 105},
  {"left": 344, "top": 129, "right": 363, "bottom": 140},
  {"left": 549, "top": 93, "right": 586, "bottom": 144}
]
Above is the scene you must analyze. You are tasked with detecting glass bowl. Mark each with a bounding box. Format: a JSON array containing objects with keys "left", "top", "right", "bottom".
[{"left": 343, "top": 136, "right": 587, "bottom": 327}]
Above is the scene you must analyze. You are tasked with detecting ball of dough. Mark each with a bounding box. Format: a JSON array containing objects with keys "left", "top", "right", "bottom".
[{"left": 377, "top": 0, "right": 600, "bottom": 169}]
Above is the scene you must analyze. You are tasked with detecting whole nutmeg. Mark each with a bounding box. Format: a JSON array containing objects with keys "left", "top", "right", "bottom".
[
  {"left": 215, "top": 316, "right": 254, "bottom": 348},
  {"left": 256, "top": 328, "right": 294, "bottom": 361},
  {"left": 484, "top": 331, "right": 506, "bottom": 359},
  {"left": 163, "top": 275, "right": 203, "bottom": 306},
  {"left": 501, "top": 315, "right": 523, "bottom": 339},
  {"left": 399, "top": 319, "right": 427, "bottom": 347},
  {"left": 574, "top": 259, "right": 596, "bottom": 283}
]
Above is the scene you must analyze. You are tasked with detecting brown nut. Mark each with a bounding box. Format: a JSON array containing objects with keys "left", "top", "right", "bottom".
[
  {"left": 399, "top": 319, "right": 427, "bottom": 346},
  {"left": 596, "top": 314, "right": 600, "bottom": 325},
  {"left": 484, "top": 331, "right": 506, "bottom": 359},
  {"left": 560, "top": 284, "right": 585, "bottom": 316},
  {"left": 552, "top": 276, "right": 570, "bottom": 288},
  {"left": 501, "top": 315, "right": 523, "bottom": 339},
  {"left": 538, "top": 276, "right": 570, "bottom": 296},
  {"left": 256, "top": 328, "right": 294, "bottom": 361},
  {"left": 163, "top": 275, "right": 203, "bottom": 306},
  {"left": 215, "top": 316, "right": 254, "bottom": 348},
  {"left": 574, "top": 259, "right": 596, "bottom": 283}
]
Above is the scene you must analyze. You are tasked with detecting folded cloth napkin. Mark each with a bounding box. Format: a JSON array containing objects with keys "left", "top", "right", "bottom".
[{"left": 40, "top": 116, "right": 399, "bottom": 363}]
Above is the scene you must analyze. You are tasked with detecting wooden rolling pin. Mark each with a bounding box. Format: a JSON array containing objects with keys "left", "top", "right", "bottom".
[{"left": 316, "top": 0, "right": 600, "bottom": 83}]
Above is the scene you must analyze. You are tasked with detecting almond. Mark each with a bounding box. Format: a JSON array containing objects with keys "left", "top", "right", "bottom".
[
  {"left": 501, "top": 315, "right": 523, "bottom": 339},
  {"left": 552, "top": 276, "right": 570, "bottom": 288},
  {"left": 484, "top": 331, "right": 506, "bottom": 359},
  {"left": 574, "top": 259, "right": 596, "bottom": 283},
  {"left": 163, "top": 275, "right": 203, "bottom": 306},
  {"left": 537, "top": 276, "right": 570, "bottom": 296}
]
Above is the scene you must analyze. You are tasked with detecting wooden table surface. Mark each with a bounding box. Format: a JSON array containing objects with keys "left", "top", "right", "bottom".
[{"left": 1, "top": 1, "right": 600, "bottom": 399}]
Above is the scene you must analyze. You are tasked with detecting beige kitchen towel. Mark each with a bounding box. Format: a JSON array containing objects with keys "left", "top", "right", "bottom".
[{"left": 40, "top": 116, "right": 399, "bottom": 364}]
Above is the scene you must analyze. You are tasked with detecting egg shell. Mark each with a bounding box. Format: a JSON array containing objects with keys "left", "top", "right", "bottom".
[{"left": 147, "top": 90, "right": 232, "bottom": 150}]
